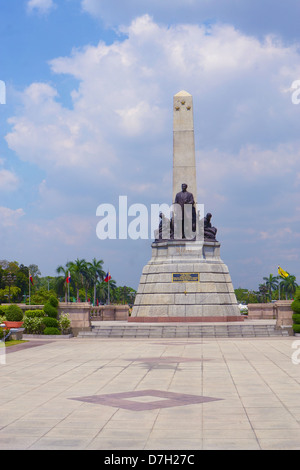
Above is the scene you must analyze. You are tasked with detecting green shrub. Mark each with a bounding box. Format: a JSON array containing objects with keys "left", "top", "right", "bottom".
[
  {"left": 42, "top": 317, "right": 59, "bottom": 328},
  {"left": 48, "top": 295, "right": 59, "bottom": 308},
  {"left": 43, "top": 303, "right": 58, "bottom": 319},
  {"left": 293, "top": 324, "right": 300, "bottom": 334},
  {"left": 0, "top": 306, "right": 8, "bottom": 316},
  {"left": 291, "top": 299, "right": 300, "bottom": 314},
  {"left": 24, "top": 309, "right": 44, "bottom": 318},
  {"left": 44, "top": 327, "right": 61, "bottom": 335},
  {"left": 5, "top": 305, "right": 23, "bottom": 322},
  {"left": 292, "top": 313, "right": 300, "bottom": 324},
  {"left": 23, "top": 317, "right": 45, "bottom": 334},
  {"left": 59, "top": 312, "right": 71, "bottom": 334},
  {"left": 294, "top": 287, "right": 300, "bottom": 301}
]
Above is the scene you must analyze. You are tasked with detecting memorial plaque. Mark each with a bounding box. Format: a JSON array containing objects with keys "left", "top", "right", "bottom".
[{"left": 172, "top": 273, "right": 199, "bottom": 282}]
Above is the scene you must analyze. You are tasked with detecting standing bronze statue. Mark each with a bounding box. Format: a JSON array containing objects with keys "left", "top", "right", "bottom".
[{"left": 174, "top": 183, "right": 196, "bottom": 239}]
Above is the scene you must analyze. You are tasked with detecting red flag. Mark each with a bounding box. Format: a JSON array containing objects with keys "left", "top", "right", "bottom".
[
  {"left": 29, "top": 273, "right": 34, "bottom": 285},
  {"left": 104, "top": 272, "right": 111, "bottom": 283}
]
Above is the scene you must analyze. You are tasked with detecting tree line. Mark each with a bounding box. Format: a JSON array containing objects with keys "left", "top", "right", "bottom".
[
  {"left": 0, "top": 259, "right": 136, "bottom": 306},
  {"left": 235, "top": 272, "right": 298, "bottom": 304},
  {"left": 1, "top": 259, "right": 297, "bottom": 306}
]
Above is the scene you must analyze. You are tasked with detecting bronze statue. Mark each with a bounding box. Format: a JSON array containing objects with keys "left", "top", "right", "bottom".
[
  {"left": 155, "top": 184, "right": 218, "bottom": 242},
  {"left": 174, "top": 183, "right": 196, "bottom": 239},
  {"left": 204, "top": 212, "right": 217, "bottom": 240}
]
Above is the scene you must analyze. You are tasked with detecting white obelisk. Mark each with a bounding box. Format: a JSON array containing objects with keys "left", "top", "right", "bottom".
[{"left": 173, "top": 91, "right": 197, "bottom": 204}]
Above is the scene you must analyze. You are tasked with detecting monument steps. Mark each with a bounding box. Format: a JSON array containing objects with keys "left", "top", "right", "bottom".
[{"left": 77, "top": 323, "right": 290, "bottom": 339}]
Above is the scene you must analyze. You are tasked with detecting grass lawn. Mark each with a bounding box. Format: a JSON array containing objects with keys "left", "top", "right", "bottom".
[{"left": 5, "top": 340, "right": 29, "bottom": 347}]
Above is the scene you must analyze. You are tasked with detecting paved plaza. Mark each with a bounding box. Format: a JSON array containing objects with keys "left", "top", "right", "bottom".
[{"left": 1, "top": 330, "right": 300, "bottom": 450}]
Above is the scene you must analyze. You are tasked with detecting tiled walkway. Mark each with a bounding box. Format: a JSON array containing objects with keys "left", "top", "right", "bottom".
[{"left": 0, "top": 334, "right": 300, "bottom": 450}]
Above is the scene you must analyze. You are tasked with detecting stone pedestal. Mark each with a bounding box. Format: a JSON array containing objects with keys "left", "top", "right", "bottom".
[
  {"left": 130, "top": 239, "right": 242, "bottom": 322},
  {"left": 274, "top": 300, "right": 293, "bottom": 332}
]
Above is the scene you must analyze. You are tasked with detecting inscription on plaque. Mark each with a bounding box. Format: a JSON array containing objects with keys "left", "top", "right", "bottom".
[{"left": 172, "top": 273, "right": 199, "bottom": 282}]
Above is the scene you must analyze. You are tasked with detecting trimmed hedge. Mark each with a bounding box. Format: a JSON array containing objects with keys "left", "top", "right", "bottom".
[
  {"left": 44, "top": 327, "right": 61, "bottom": 335},
  {"left": 5, "top": 305, "right": 23, "bottom": 322},
  {"left": 293, "top": 324, "right": 300, "bottom": 334},
  {"left": 43, "top": 303, "right": 58, "bottom": 319},
  {"left": 291, "top": 299, "right": 300, "bottom": 314},
  {"left": 48, "top": 296, "right": 59, "bottom": 308},
  {"left": 24, "top": 309, "right": 44, "bottom": 318},
  {"left": 292, "top": 313, "right": 300, "bottom": 324},
  {"left": 42, "top": 317, "right": 59, "bottom": 328}
]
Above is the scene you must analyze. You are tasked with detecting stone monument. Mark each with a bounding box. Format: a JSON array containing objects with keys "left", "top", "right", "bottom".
[{"left": 130, "top": 91, "right": 241, "bottom": 322}]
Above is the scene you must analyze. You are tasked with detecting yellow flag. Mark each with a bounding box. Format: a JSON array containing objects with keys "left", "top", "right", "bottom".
[{"left": 278, "top": 266, "right": 289, "bottom": 278}]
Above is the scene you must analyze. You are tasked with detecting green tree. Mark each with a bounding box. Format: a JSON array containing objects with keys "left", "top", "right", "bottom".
[
  {"left": 29, "top": 287, "right": 57, "bottom": 305},
  {"left": 87, "top": 258, "right": 105, "bottom": 305},
  {"left": 56, "top": 265, "right": 70, "bottom": 302},
  {"left": 97, "top": 278, "right": 117, "bottom": 304},
  {"left": 67, "top": 258, "right": 87, "bottom": 301},
  {"left": 258, "top": 284, "right": 268, "bottom": 303},
  {"left": 263, "top": 274, "right": 279, "bottom": 301},
  {"left": 280, "top": 275, "right": 298, "bottom": 300}
]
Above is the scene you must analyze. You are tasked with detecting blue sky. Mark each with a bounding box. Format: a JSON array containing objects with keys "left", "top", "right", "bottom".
[{"left": 0, "top": 0, "right": 300, "bottom": 291}]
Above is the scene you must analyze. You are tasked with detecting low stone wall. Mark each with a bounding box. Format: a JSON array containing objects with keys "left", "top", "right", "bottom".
[
  {"left": 247, "top": 303, "right": 275, "bottom": 320},
  {"left": 90, "top": 305, "right": 129, "bottom": 321},
  {"left": 247, "top": 301, "right": 293, "bottom": 334},
  {"left": 1, "top": 303, "right": 92, "bottom": 337},
  {"left": 3, "top": 302, "right": 129, "bottom": 336}
]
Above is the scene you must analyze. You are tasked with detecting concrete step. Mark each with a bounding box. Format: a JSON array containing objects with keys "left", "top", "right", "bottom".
[{"left": 78, "top": 323, "right": 290, "bottom": 339}]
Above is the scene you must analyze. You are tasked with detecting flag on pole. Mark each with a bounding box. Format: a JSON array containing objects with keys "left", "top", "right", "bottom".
[
  {"left": 66, "top": 272, "right": 71, "bottom": 283},
  {"left": 278, "top": 266, "right": 289, "bottom": 278},
  {"left": 29, "top": 273, "right": 34, "bottom": 285},
  {"left": 104, "top": 272, "right": 111, "bottom": 283}
]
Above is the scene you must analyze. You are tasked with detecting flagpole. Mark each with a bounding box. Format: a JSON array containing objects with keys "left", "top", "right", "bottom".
[
  {"left": 29, "top": 272, "right": 31, "bottom": 306},
  {"left": 67, "top": 272, "right": 70, "bottom": 304},
  {"left": 108, "top": 276, "right": 110, "bottom": 305}
]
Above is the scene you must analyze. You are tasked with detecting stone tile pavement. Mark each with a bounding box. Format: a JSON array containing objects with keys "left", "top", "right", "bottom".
[{"left": 1, "top": 334, "right": 300, "bottom": 450}]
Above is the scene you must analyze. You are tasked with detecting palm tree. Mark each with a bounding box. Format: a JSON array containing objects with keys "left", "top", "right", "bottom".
[
  {"left": 98, "top": 278, "right": 117, "bottom": 304},
  {"left": 67, "top": 258, "right": 87, "bottom": 302},
  {"left": 87, "top": 258, "right": 105, "bottom": 305},
  {"left": 263, "top": 274, "right": 279, "bottom": 301},
  {"left": 56, "top": 265, "right": 69, "bottom": 302},
  {"left": 280, "top": 275, "right": 298, "bottom": 300}
]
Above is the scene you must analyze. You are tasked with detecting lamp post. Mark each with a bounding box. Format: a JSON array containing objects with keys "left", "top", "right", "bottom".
[{"left": 2, "top": 272, "right": 16, "bottom": 303}]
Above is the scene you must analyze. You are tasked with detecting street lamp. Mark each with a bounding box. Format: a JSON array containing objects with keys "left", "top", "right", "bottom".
[{"left": 2, "top": 272, "right": 17, "bottom": 303}]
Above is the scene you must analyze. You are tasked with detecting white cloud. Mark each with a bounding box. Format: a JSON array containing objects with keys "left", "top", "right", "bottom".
[
  {"left": 27, "top": 0, "right": 56, "bottom": 14},
  {"left": 0, "top": 168, "right": 19, "bottom": 191},
  {"left": 6, "top": 16, "right": 300, "bottom": 185},
  {"left": 30, "top": 214, "right": 94, "bottom": 246},
  {"left": 0, "top": 207, "right": 25, "bottom": 227}
]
